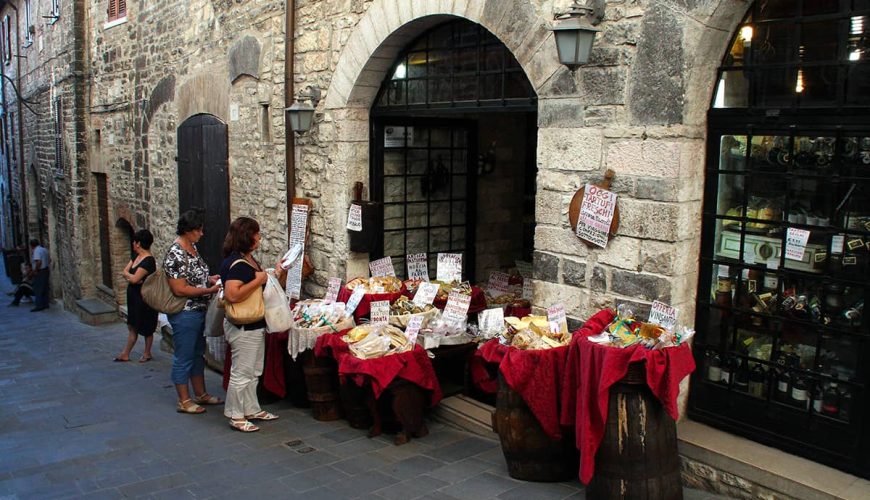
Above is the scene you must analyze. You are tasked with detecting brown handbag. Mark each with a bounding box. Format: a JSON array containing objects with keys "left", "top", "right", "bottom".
[
  {"left": 223, "top": 259, "right": 265, "bottom": 325},
  {"left": 141, "top": 268, "right": 187, "bottom": 315}
]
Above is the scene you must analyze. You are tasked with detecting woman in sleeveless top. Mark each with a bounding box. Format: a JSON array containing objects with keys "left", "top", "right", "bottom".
[{"left": 114, "top": 229, "right": 158, "bottom": 362}]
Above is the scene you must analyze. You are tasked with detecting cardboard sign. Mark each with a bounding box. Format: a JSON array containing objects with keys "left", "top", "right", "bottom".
[
  {"left": 413, "top": 282, "right": 439, "bottom": 306},
  {"left": 345, "top": 286, "right": 366, "bottom": 315},
  {"left": 324, "top": 277, "right": 342, "bottom": 303},
  {"left": 479, "top": 308, "right": 505, "bottom": 336},
  {"left": 437, "top": 253, "right": 463, "bottom": 282},
  {"left": 405, "top": 315, "right": 423, "bottom": 345},
  {"left": 346, "top": 204, "right": 363, "bottom": 232},
  {"left": 576, "top": 184, "right": 618, "bottom": 248},
  {"left": 487, "top": 271, "right": 511, "bottom": 297},
  {"left": 785, "top": 228, "right": 811, "bottom": 261},
  {"left": 547, "top": 304, "right": 568, "bottom": 335},
  {"left": 406, "top": 253, "right": 429, "bottom": 281},
  {"left": 522, "top": 279, "right": 533, "bottom": 300},
  {"left": 443, "top": 291, "right": 471, "bottom": 324},
  {"left": 515, "top": 260, "right": 533, "bottom": 279},
  {"left": 648, "top": 300, "right": 679, "bottom": 331},
  {"left": 370, "top": 256, "right": 396, "bottom": 277},
  {"left": 831, "top": 234, "right": 845, "bottom": 254},
  {"left": 370, "top": 300, "right": 390, "bottom": 325},
  {"left": 285, "top": 204, "right": 309, "bottom": 299}
]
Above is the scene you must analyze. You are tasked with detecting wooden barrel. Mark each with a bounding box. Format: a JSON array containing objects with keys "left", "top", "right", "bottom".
[
  {"left": 340, "top": 381, "right": 373, "bottom": 430},
  {"left": 302, "top": 353, "right": 343, "bottom": 421},
  {"left": 492, "top": 373, "right": 578, "bottom": 482},
  {"left": 588, "top": 362, "right": 682, "bottom": 500}
]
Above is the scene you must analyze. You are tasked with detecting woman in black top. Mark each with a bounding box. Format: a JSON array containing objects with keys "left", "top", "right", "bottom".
[
  {"left": 220, "top": 217, "right": 279, "bottom": 432},
  {"left": 114, "top": 229, "right": 159, "bottom": 362}
]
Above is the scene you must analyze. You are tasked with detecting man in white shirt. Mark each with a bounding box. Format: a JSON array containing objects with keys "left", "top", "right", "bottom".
[{"left": 29, "top": 239, "right": 50, "bottom": 312}]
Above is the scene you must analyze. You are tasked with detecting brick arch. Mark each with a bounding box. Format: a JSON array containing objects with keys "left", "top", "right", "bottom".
[{"left": 324, "top": 0, "right": 557, "bottom": 110}]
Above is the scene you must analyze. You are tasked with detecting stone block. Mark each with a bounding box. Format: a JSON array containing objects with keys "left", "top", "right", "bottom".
[
  {"left": 584, "top": 105, "right": 620, "bottom": 126},
  {"left": 228, "top": 35, "right": 261, "bottom": 82},
  {"left": 538, "top": 98, "right": 585, "bottom": 128},
  {"left": 537, "top": 127, "right": 604, "bottom": 172},
  {"left": 591, "top": 265, "right": 607, "bottom": 292},
  {"left": 577, "top": 66, "right": 627, "bottom": 106},
  {"left": 597, "top": 236, "right": 640, "bottom": 271},
  {"left": 562, "top": 257, "right": 586, "bottom": 287},
  {"left": 533, "top": 280, "right": 587, "bottom": 316},
  {"left": 535, "top": 224, "right": 590, "bottom": 258},
  {"left": 533, "top": 251, "right": 560, "bottom": 283},
  {"left": 639, "top": 240, "right": 678, "bottom": 275},
  {"left": 611, "top": 268, "right": 671, "bottom": 302},
  {"left": 628, "top": 3, "right": 685, "bottom": 125},
  {"left": 526, "top": 35, "right": 563, "bottom": 92},
  {"left": 618, "top": 198, "right": 679, "bottom": 242},
  {"left": 606, "top": 139, "right": 681, "bottom": 179}
]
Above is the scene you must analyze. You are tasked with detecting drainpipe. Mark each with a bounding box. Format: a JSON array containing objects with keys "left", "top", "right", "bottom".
[{"left": 284, "top": 0, "right": 295, "bottom": 238}]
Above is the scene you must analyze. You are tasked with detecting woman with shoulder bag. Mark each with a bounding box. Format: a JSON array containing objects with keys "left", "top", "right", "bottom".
[
  {"left": 114, "top": 229, "right": 159, "bottom": 363},
  {"left": 220, "top": 217, "right": 280, "bottom": 432},
  {"left": 164, "top": 209, "right": 223, "bottom": 414}
]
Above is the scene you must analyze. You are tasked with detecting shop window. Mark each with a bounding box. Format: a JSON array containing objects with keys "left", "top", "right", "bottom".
[
  {"left": 107, "top": 0, "right": 126, "bottom": 23},
  {"left": 693, "top": 2, "right": 870, "bottom": 479}
]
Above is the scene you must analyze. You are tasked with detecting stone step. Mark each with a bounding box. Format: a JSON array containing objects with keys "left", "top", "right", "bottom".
[
  {"left": 432, "top": 394, "right": 497, "bottom": 438},
  {"left": 74, "top": 298, "right": 119, "bottom": 326}
]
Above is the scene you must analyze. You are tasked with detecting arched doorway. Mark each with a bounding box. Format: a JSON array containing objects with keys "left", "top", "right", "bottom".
[
  {"left": 176, "top": 114, "right": 230, "bottom": 271},
  {"left": 370, "top": 19, "right": 537, "bottom": 284},
  {"left": 691, "top": 2, "right": 870, "bottom": 477}
]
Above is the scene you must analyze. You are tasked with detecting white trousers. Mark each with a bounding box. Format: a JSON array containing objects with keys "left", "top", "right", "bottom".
[{"left": 223, "top": 320, "right": 265, "bottom": 419}]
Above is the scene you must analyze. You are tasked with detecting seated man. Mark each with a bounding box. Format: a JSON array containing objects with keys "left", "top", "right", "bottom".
[{"left": 9, "top": 263, "right": 34, "bottom": 306}]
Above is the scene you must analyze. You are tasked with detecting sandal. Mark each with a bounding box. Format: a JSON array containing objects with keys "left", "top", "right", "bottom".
[
  {"left": 194, "top": 393, "right": 224, "bottom": 405},
  {"left": 229, "top": 419, "right": 259, "bottom": 432},
  {"left": 176, "top": 399, "right": 205, "bottom": 414},
  {"left": 245, "top": 411, "right": 279, "bottom": 421},
  {"left": 138, "top": 356, "right": 153, "bottom": 363}
]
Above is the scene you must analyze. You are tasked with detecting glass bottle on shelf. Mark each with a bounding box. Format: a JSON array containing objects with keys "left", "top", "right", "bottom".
[
  {"left": 707, "top": 351, "right": 722, "bottom": 382},
  {"left": 716, "top": 266, "right": 734, "bottom": 309},
  {"left": 720, "top": 354, "right": 735, "bottom": 385},
  {"left": 735, "top": 358, "right": 750, "bottom": 392},
  {"left": 775, "top": 369, "right": 791, "bottom": 403},
  {"left": 791, "top": 376, "right": 809, "bottom": 409},
  {"left": 811, "top": 381, "right": 824, "bottom": 413},
  {"left": 822, "top": 381, "right": 840, "bottom": 417},
  {"left": 749, "top": 363, "right": 767, "bottom": 397},
  {"left": 839, "top": 387, "right": 852, "bottom": 422}
]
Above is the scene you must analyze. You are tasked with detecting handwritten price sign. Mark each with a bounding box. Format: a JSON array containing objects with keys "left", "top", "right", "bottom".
[
  {"left": 576, "top": 184, "right": 617, "bottom": 248},
  {"left": 406, "top": 253, "right": 429, "bottom": 281},
  {"left": 370, "top": 256, "right": 396, "bottom": 277},
  {"left": 436, "top": 253, "right": 462, "bottom": 282}
]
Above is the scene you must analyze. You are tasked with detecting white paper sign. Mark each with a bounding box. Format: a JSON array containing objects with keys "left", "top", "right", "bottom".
[
  {"left": 831, "top": 234, "right": 845, "bottom": 254},
  {"left": 285, "top": 204, "right": 309, "bottom": 299},
  {"left": 443, "top": 291, "right": 471, "bottom": 324},
  {"left": 515, "top": 260, "right": 533, "bottom": 279},
  {"left": 370, "top": 300, "right": 390, "bottom": 325},
  {"left": 744, "top": 246, "right": 757, "bottom": 265},
  {"left": 405, "top": 315, "right": 423, "bottom": 345},
  {"left": 479, "top": 308, "right": 505, "bottom": 336},
  {"left": 487, "top": 271, "right": 511, "bottom": 297},
  {"left": 324, "top": 277, "right": 342, "bottom": 303},
  {"left": 648, "top": 300, "right": 679, "bottom": 331},
  {"left": 437, "top": 253, "right": 463, "bottom": 282},
  {"left": 522, "top": 279, "right": 533, "bottom": 300},
  {"left": 369, "top": 256, "right": 396, "bottom": 277},
  {"left": 547, "top": 304, "right": 568, "bottom": 335},
  {"left": 785, "top": 228, "right": 811, "bottom": 261},
  {"left": 345, "top": 286, "right": 366, "bottom": 315},
  {"left": 406, "top": 253, "right": 429, "bottom": 281},
  {"left": 413, "top": 282, "right": 439, "bottom": 306},
  {"left": 346, "top": 204, "right": 363, "bottom": 232},
  {"left": 576, "top": 184, "right": 618, "bottom": 248}
]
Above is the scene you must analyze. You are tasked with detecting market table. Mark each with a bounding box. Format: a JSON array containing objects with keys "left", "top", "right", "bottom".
[
  {"left": 336, "top": 286, "right": 407, "bottom": 323},
  {"left": 559, "top": 308, "right": 695, "bottom": 490}
]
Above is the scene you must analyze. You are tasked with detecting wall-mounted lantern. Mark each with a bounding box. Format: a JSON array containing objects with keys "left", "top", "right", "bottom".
[
  {"left": 285, "top": 86, "right": 321, "bottom": 134},
  {"left": 551, "top": 0, "right": 604, "bottom": 71}
]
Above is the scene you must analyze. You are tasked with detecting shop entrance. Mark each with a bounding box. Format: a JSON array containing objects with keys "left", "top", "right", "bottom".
[{"left": 176, "top": 113, "right": 230, "bottom": 271}]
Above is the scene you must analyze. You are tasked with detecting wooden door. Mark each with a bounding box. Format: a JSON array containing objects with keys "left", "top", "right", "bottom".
[{"left": 177, "top": 114, "right": 229, "bottom": 272}]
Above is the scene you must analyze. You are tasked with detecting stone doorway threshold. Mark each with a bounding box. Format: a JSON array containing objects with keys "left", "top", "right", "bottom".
[{"left": 433, "top": 396, "right": 870, "bottom": 499}]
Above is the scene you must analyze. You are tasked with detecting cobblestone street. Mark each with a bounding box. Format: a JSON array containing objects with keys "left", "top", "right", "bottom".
[{"left": 0, "top": 274, "right": 725, "bottom": 500}]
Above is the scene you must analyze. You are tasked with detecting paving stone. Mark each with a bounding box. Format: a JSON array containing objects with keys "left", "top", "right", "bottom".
[
  {"left": 438, "top": 472, "right": 524, "bottom": 499},
  {"left": 373, "top": 474, "right": 449, "bottom": 499},
  {"left": 497, "top": 481, "right": 580, "bottom": 500},
  {"left": 327, "top": 470, "right": 401, "bottom": 497},
  {"left": 424, "top": 436, "right": 499, "bottom": 463}
]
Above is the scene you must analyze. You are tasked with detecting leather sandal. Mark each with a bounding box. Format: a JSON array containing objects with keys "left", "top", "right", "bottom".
[
  {"left": 176, "top": 399, "right": 205, "bottom": 414},
  {"left": 245, "top": 411, "right": 279, "bottom": 421},
  {"left": 194, "top": 393, "right": 224, "bottom": 405},
  {"left": 229, "top": 419, "right": 259, "bottom": 432}
]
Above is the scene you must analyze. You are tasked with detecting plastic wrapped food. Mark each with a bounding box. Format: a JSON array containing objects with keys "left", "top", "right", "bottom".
[
  {"left": 346, "top": 276, "right": 403, "bottom": 294},
  {"left": 343, "top": 324, "right": 412, "bottom": 359},
  {"left": 292, "top": 299, "right": 351, "bottom": 329},
  {"left": 499, "top": 315, "right": 572, "bottom": 350}
]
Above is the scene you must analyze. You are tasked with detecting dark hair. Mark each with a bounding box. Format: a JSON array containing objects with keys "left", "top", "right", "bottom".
[
  {"left": 176, "top": 208, "right": 205, "bottom": 235},
  {"left": 132, "top": 229, "right": 154, "bottom": 250},
  {"left": 222, "top": 217, "right": 260, "bottom": 257},
  {"left": 29, "top": 238, "right": 40, "bottom": 247}
]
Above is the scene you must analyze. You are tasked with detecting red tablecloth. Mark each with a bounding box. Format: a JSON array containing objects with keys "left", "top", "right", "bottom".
[
  {"left": 222, "top": 330, "right": 291, "bottom": 398},
  {"left": 337, "top": 286, "right": 406, "bottom": 322},
  {"left": 559, "top": 309, "right": 696, "bottom": 484},
  {"left": 314, "top": 332, "right": 443, "bottom": 406}
]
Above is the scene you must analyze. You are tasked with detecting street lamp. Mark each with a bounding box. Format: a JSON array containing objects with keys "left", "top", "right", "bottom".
[
  {"left": 551, "top": 0, "right": 604, "bottom": 71},
  {"left": 285, "top": 86, "right": 321, "bottom": 134}
]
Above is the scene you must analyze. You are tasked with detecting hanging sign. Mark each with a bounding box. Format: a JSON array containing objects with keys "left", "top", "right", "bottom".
[
  {"left": 370, "top": 301, "right": 390, "bottom": 325},
  {"left": 648, "top": 300, "right": 679, "bottom": 331},
  {"left": 436, "top": 253, "right": 463, "bottom": 282},
  {"left": 522, "top": 279, "right": 533, "bottom": 300},
  {"left": 547, "top": 304, "right": 568, "bottom": 335},
  {"left": 443, "top": 291, "right": 471, "bottom": 324},
  {"left": 785, "top": 228, "right": 811, "bottom": 261},
  {"left": 478, "top": 308, "right": 505, "bottom": 337},
  {"left": 344, "top": 286, "right": 366, "bottom": 315},
  {"left": 405, "top": 315, "right": 423, "bottom": 345},
  {"left": 324, "top": 277, "right": 342, "bottom": 303},
  {"left": 369, "top": 256, "right": 396, "bottom": 277},
  {"left": 575, "top": 184, "right": 618, "bottom": 248},
  {"left": 285, "top": 204, "right": 309, "bottom": 299},
  {"left": 406, "top": 253, "right": 429, "bottom": 281},
  {"left": 413, "top": 282, "right": 439, "bottom": 306},
  {"left": 346, "top": 204, "right": 363, "bottom": 232},
  {"left": 487, "top": 271, "right": 511, "bottom": 297}
]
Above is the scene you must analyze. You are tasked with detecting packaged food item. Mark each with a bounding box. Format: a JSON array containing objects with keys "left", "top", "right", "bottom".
[
  {"left": 343, "top": 324, "right": 412, "bottom": 359},
  {"left": 587, "top": 304, "right": 696, "bottom": 349},
  {"left": 389, "top": 296, "right": 438, "bottom": 328},
  {"left": 499, "top": 315, "right": 572, "bottom": 350},
  {"left": 292, "top": 299, "right": 352, "bottom": 330},
  {"left": 346, "top": 276, "right": 403, "bottom": 294}
]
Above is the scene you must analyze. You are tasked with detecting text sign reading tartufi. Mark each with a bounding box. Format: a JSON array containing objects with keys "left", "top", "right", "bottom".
[
  {"left": 346, "top": 204, "right": 363, "bottom": 232},
  {"left": 370, "top": 301, "right": 390, "bottom": 325},
  {"left": 406, "top": 253, "right": 429, "bottom": 281},
  {"left": 487, "top": 271, "right": 511, "bottom": 297},
  {"left": 344, "top": 286, "right": 366, "bottom": 315},
  {"left": 648, "top": 300, "right": 679, "bottom": 331},
  {"left": 369, "top": 256, "right": 396, "bottom": 277},
  {"left": 547, "top": 304, "right": 568, "bottom": 335},
  {"left": 576, "top": 184, "right": 618, "bottom": 248},
  {"left": 405, "top": 315, "right": 423, "bottom": 345},
  {"left": 785, "top": 228, "right": 811, "bottom": 261},
  {"left": 285, "top": 204, "right": 309, "bottom": 299},
  {"left": 413, "top": 282, "right": 439, "bottom": 306},
  {"left": 443, "top": 291, "right": 471, "bottom": 324},
  {"left": 437, "top": 253, "right": 463, "bottom": 282},
  {"left": 324, "top": 277, "right": 342, "bottom": 303}
]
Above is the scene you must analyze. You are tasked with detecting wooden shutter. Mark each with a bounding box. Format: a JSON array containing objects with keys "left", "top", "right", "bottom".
[
  {"left": 119, "top": 0, "right": 126, "bottom": 17},
  {"left": 107, "top": 0, "right": 116, "bottom": 21}
]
